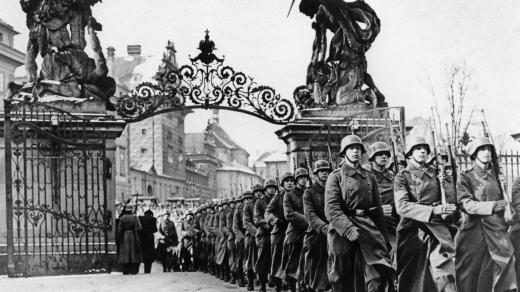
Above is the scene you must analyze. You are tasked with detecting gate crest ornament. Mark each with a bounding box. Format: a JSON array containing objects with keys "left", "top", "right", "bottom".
[{"left": 116, "top": 31, "right": 296, "bottom": 124}]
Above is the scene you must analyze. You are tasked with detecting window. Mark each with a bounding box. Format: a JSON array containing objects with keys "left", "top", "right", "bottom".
[
  {"left": 119, "top": 151, "right": 126, "bottom": 176},
  {"left": 167, "top": 131, "right": 173, "bottom": 141},
  {"left": 147, "top": 185, "right": 153, "bottom": 196},
  {"left": 0, "top": 32, "right": 3, "bottom": 42},
  {"left": 167, "top": 145, "right": 174, "bottom": 163},
  {"left": 178, "top": 137, "right": 183, "bottom": 145},
  {"left": 141, "top": 129, "right": 146, "bottom": 135},
  {"left": 0, "top": 72, "right": 4, "bottom": 93},
  {"left": 177, "top": 117, "right": 184, "bottom": 125},
  {"left": 141, "top": 147, "right": 147, "bottom": 153}
]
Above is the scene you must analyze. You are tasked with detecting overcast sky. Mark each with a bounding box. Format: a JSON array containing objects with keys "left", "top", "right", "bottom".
[{"left": 2, "top": 0, "right": 520, "bottom": 155}]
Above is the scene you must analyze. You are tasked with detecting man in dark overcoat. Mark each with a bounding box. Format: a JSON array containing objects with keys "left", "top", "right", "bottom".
[
  {"left": 326, "top": 135, "right": 395, "bottom": 291},
  {"left": 216, "top": 199, "right": 230, "bottom": 281},
  {"left": 227, "top": 198, "right": 237, "bottom": 284},
  {"left": 233, "top": 195, "right": 247, "bottom": 287},
  {"left": 282, "top": 168, "right": 310, "bottom": 292},
  {"left": 117, "top": 204, "right": 143, "bottom": 275},
  {"left": 159, "top": 211, "right": 178, "bottom": 272},
  {"left": 243, "top": 190, "right": 258, "bottom": 291},
  {"left": 139, "top": 209, "right": 157, "bottom": 274},
  {"left": 255, "top": 179, "right": 277, "bottom": 292},
  {"left": 266, "top": 172, "right": 293, "bottom": 292},
  {"left": 303, "top": 160, "right": 331, "bottom": 292}
]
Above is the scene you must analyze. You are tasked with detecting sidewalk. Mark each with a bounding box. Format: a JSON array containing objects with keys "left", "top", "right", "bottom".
[{"left": 0, "top": 264, "right": 252, "bottom": 292}]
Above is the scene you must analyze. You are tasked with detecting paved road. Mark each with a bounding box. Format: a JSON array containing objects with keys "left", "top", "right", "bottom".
[{"left": 0, "top": 264, "right": 276, "bottom": 292}]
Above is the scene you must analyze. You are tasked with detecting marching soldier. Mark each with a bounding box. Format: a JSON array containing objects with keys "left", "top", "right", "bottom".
[
  {"left": 325, "top": 135, "right": 394, "bottom": 292},
  {"left": 243, "top": 190, "right": 258, "bottom": 291},
  {"left": 266, "top": 172, "right": 293, "bottom": 292},
  {"left": 303, "top": 160, "right": 331, "bottom": 292},
  {"left": 455, "top": 137, "right": 517, "bottom": 291},
  {"left": 198, "top": 205, "right": 208, "bottom": 272},
  {"left": 213, "top": 202, "right": 222, "bottom": 278},
  {"left": 159, "top": 211, "right": 179, "bottom": 272},
  {"left": 255, "top": 179, "right": 277, "bottom": 292},
  {"left": 233, "top": 194, "right": 247, "bottom": 287},
  {"left": 367, "top": 142, "right": 398, "bottom": 256},
  {"left": 227, "top": 197, "right": 238, "bottom": 284},
  {"left": 510, "top": 177, "right": 520, "bottom": 286},
  {"left": 192, "top": 207, "right": 202, "bottom": 271},
  {"left": 394, "top": 136, "right": 457, "bottom": 292},
  {"left": 216, "top": 199, "right": 231, "bottom": 281},
  {"left": 205, "top": 203, "right": 216, "bottom": 275},
  {"left": 282, "top": 167, "right": 310, "bottom": 292}
]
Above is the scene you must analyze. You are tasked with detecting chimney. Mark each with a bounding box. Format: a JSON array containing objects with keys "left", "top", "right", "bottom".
[
  {"left": 127, "top": 45, "right": 141, "bottom": 57},
  {"left": 212, "top": 109, "right": 219, "bottom": 124},
  {"left": 106, "top": 46, "right": 115, "bottom": 77}
]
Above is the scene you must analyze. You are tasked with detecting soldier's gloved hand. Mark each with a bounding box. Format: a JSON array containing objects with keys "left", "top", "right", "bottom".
[
  {"left": 432, "top": 204, "right": 457, "bottom": 215},
  {"left": 321, "top": 225, "right": 329, "bottom": 235},
  {"left": 493, "top": 200, "right": 508, "bottom": 213},
  {"left": 381, "top": 204, "right": 393, "bottom": 217},
  {"left": 343, "top": 226, "right": 360, "bottom": 242}
]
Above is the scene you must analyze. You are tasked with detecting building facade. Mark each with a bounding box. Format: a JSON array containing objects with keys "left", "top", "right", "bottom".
[{"left": 0, "top": 18, "right": 24, "bottom": 108}]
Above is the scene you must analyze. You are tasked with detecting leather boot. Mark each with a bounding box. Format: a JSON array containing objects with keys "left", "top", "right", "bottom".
[
  {"left": 268, "top": 275, "right": 275, "bottom": 288},
  {"left": 274, "top": 277, "right": 282, "bottom": 292},
  {"left": 247, "top": 270, "right": 255, "bottom": 291},
  {"left": 259, "top": 282, "right": 267, "bottom": 292},
  {"left": 230, "top": 272, "right": 236, "bottom": 284},
  {"left": 238, "top": 272, "right": 246, "bottom": 287}
]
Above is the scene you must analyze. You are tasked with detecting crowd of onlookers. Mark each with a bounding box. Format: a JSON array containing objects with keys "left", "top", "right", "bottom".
[{"left": 115, "top": 200, "right": 202, "bottom": 274}]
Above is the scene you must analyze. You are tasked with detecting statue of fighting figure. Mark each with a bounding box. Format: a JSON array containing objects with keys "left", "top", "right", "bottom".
[
  {"left": 13, "top": 0, "right": 116, "bottom": 110},
  {"left": 290, "top": 0, "right": 387, "bottom": 109}
]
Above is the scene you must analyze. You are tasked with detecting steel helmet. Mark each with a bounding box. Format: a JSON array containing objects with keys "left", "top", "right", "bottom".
[
  {"left": 294, "top": 167, "right": 310, "bottom": 180},
  {"left": 368, "top": 142, "right": 391, "bottom": 161},
  {"left": 405, "top": 137, "right": 431, "bottom": 157},
  {"left": 280, "top": 172, "right": 295, "bottom": 184},
  {"left": 469, "top": 137, "right": 495, "bottom": 159},
  {"left": 242, "top": 190, "right": 253, "bottom": 199},
  {"left": 264, "top": 178, "right": 278, "bottom": 190},
  {"left": 339, "top": 135, "right": 366, "bottom": 156},
  {"left": 234, "top": 195, "right": 243, "bottom": 202},
  {"left": 222, "top": 198, "right": 229, "bottom": 205},
  {"left": 313, "top": 160, "right": 331, "bottom": 174},
  {"left": 252, "top": 184, "right": 264, "bottom": 193}
]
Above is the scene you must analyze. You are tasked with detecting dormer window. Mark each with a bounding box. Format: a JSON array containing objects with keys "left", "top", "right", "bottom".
[{"left": 0, "top": 32, "right": 3, "bottom": 43}]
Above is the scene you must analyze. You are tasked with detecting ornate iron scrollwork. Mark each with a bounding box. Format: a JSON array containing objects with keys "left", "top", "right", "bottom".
[{"left": 117, "top": 31, "right": 296, "bottom": 124}]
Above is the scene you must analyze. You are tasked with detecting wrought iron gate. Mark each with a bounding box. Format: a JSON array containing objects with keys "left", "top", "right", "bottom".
[{"left": 4, "top": 100, "right": 111, "bottom": 277}]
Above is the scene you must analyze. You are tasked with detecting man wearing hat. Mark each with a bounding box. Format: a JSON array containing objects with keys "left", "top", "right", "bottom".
[
  {"left": 325, "top": 135, "right": 394, "bottom": 291},
  {"left": 302, "top": 160, "right": 331, "bottom": 292},
  {"left": 117, "top": 204, "right": 143, "bottom": 275},
  {"left": 192, "top": 208, "right": 202, "bottom": 272},
  {"left": 233, "top": 194, "right": 247, "bottom": 287},
  {"left": 243, "top": 189, "right": 258, "bottom": 291},
  {"left": 455, "top": 137, "right": 517, "bottom": 292},
  {"left": 266, "top": 172, "right": 293, "bottom": 292},
  {"left": 367, "top": 141, "right": 398, "bottom": 256},
  {"left": 159, "top": 210, "right": 179, "bottom": 272},
  {"left": 217, "top": 199, "right": 231, "bottom": 281},
  {"left": 227, "top": 197, "right": 238, "bottom": 284},
  {"left": 205, "top": 203, "right": 217, "bottom": 275},
  {"left": 254, "top": 179, "right": 277, "bottom": 292},
  {"left": 138, "top": 209, "right": 158, "bottom": 274},
  {"left": 198, "top": 205, "right": 208, "bottom": 272},
  {"left": 282, "top": 167, "right": 310, "bottom": 292},
  {"left": 394, "top": 136, "right": 457, "bottom": 292},
  {"left": 180, "top": 211, "right": 195, "bottom": 272}
]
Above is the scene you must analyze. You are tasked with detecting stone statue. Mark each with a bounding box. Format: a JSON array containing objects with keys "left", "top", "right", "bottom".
[
  {"left": 17, "top": 0, "right": 115, "bottom": 110},
  {"left": 290, "top": 0, "right": 387, "bottom": 109}
]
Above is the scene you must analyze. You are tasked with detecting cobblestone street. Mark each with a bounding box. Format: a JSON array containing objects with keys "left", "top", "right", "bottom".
[{"left": 0, "top": 264, "right": 275, "bottom": 292}]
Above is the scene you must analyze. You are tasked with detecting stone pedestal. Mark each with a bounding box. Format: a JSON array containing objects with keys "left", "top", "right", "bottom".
[{"left": 276, "top": 106, "right": 406, "bottom": 172}]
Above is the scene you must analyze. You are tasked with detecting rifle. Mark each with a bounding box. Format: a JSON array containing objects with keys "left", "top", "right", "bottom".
[
  {"left": 482, "top": 120, "right": 516, "bottom": 224},
  {"left": 430, "top": 111, "right": 447, "bottom": 207},
  {"left": 304, "top": 145, "right": 314, "bottom": 186},
  {"left": 388, "top": 120, "right": 399, "bottom": 174},
  {"left": 444, "top": 123, "right": 458, "bottom": 190}
]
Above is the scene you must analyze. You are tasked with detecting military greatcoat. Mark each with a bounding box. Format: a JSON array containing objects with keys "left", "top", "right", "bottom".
[
  {"left": 302, "top": 181, "right": 330, "bottom": 291},
  {"left": 216, "top": 207, "right": 229, "bottom": 266},
  {"left": 394, "top": 160, "right": 456, "bottom": 292},
  {"left": 243, "top": 199, "right": 258, "bottom": 272},
  {"left": 326, "top": 162, "right": 394, "bottom": 292},
  {"left": 254, "top": 193, "right": 272, "bottom": 281},
  {"left": 233, "top": 202, "right": 246, "bottom": 276},
  {"left": 265, "top": 191, "right": 287, "bottom": 279},
  {"left": 117, "top": 213, "right": 143, "bottom": 264},
  {"left": 455, "top": 163, "right": 517, "bottom": 292},
  {"left": 226, "top": 206, "right": 237, "bottom": 272},
  {"left": 282, "top": 186, "right": 309, "bottom": 282}
]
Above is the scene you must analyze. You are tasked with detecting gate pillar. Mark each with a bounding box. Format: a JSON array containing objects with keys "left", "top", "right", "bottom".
[{"left": 276, "top": 106, "right": 406, "bottom": 173}]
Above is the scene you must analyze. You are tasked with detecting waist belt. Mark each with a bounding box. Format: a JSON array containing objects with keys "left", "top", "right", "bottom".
[
  {"left": 417, "top": 201, "right": 442, "bottom": 206},
  {"left": 346, "top": 207, "right": 381, "bottom": 217}
]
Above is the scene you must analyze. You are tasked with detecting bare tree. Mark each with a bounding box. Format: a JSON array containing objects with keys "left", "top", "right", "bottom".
[{"left": 428, "top": 62, "right": 473, "bottom": 153}]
